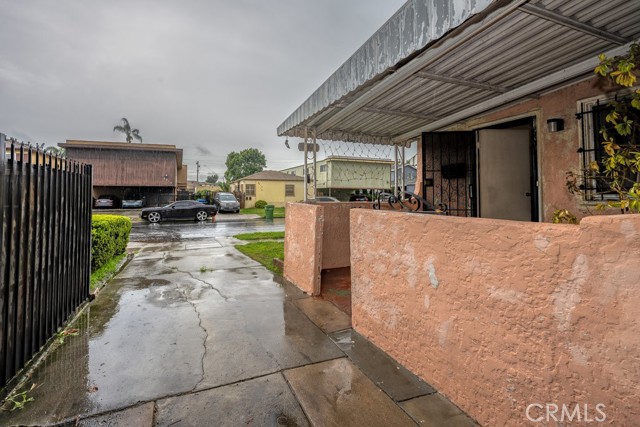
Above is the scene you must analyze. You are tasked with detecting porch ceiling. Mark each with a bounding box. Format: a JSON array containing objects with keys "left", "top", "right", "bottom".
[{"left": 277, "top": 0, "right": 640, "bottom": 145}]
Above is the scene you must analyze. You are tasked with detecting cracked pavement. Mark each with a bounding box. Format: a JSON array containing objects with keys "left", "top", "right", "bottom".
[{"left": 1, "top": 219, "right": 475, "bottom": 427}]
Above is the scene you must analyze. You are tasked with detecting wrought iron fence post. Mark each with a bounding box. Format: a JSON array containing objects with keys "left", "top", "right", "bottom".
[
  {"left": 0, "top": 135, "right": 92, "bottom": 390},
  {"left": 0, "top": 134, "right": 6, "bottom": 388}
]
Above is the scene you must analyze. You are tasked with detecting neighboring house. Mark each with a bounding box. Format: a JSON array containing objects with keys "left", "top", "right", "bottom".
[
  {"left": 278, "top": 1, "right": 640, "bottom": 427},
  {"left": 390, "top": 164, "right": 417, "bottom": 194},
  {"left": 230, "top": 170, "right": 303, "bottom": 207},
  {"left": 187, "top": 181, "right": 222, "bottom": 194},
  {"left": 281, "top": 156, "right": 393, "bottom": 200},
  {"left": 60, "top": 140, "right": 187, "bottom": 206}
]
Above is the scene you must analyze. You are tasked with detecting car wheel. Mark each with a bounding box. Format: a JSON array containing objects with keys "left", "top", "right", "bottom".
[
  {"left": 196, "top": 210, "right": 208, "bottom": 221},
  {"left": 234, "top": 209, "right": 239, "bottom": 213},
  {"left": 148, "top": 212, "right": 161, "bottom": 223}
]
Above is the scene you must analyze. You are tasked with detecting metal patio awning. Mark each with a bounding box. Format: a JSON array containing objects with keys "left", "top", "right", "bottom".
[{"left": 277, "top": 0, "right": 640, "bottom": 145}]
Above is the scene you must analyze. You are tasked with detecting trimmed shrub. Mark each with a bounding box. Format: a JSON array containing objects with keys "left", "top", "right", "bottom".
[
  {"left": 254, "top": 200, "right": 267, "bottom": 209},
  {"left": 91, "top": 214, "right": 132, "bottom": 272}
]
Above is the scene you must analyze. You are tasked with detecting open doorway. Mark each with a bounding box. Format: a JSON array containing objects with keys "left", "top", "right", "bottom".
[{"left": 421, "top": 117, "right": 538, "bottom": 221}]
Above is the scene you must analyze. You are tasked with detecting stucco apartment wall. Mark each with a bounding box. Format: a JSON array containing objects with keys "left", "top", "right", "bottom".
[
  {"left": 350, "top": 209, "right": 640, "bottom": 427},
  {"left": 415, "top": 77, "right": 620, "bottom": 222}
]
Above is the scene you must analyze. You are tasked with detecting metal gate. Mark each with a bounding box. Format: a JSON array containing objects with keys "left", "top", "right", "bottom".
[
  {"left": 0, "top": 134, "right": 92, "bottom": 389},
  {"left": 421, "top": 132, "right": 476, "bottom": 217}
]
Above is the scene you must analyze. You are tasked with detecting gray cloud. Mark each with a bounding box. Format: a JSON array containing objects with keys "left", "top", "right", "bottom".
[{"left": 0, "top": 0, "right": 406, "bottom": 179}]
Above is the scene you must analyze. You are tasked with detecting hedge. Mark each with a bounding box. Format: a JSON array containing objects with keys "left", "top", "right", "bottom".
[
  {"left": 91, "top": 214, "right": 132, "bottom": 272},
  {"left": 254, "top": 200, "right": 267, "bottom": 209}
]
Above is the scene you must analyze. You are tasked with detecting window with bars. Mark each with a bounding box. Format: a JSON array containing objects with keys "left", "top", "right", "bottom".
[
  {"left": 285, "top": 184, "right": 295, "bottom": 197},
  {"left": 245, "top": 184, "right": 256, "bottom": 196},
  {"left": 578, "top": 98, "right": 639, "bottom": 201}
]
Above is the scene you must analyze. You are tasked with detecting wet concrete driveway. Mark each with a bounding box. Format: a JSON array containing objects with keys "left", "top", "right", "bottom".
[{"left": 1, "top": 219, "right": 477, "bottom": 427}]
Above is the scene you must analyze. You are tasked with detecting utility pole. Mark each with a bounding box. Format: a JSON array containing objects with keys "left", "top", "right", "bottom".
[{"left": 196, "top": 161, "right": 200, "bottom": 183}]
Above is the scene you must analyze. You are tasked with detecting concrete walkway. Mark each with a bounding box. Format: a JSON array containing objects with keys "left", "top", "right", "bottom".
[{"left": 0, "top": 229, "right": 477, "bottom": 427}]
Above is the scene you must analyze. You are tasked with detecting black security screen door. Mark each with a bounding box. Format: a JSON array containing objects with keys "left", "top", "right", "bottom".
[{"left": 421, "top": 132, "right": 476, "bottom": 217}]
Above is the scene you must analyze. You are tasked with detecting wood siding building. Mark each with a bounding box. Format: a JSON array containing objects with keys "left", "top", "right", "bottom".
[{"left": 61, "top": 140, "right": 188, "bottom": 206}]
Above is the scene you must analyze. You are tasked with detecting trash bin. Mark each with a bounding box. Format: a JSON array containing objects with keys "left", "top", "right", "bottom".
[{"left": 264, "top": 204, "right": 275, "bottom": 220}]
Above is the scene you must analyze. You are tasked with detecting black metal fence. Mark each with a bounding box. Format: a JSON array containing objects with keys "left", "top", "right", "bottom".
[{"left": 0, "top": 134, "right": 92, "bottom": 390}]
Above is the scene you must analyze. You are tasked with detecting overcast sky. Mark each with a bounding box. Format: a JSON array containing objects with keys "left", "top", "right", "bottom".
[{"left": 0, "top": 0, "right": 406, "bottom": 180}]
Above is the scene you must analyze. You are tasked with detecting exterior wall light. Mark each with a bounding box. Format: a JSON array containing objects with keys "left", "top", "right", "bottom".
[{"left": 547, "top": 118, "right": 564, "bottom": 132}]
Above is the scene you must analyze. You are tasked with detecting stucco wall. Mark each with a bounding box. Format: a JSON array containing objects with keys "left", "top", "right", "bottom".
[
  {"left": 238, "top": 180, "right": 303, "bottom": 207},
  {"left": 351, "top": 209, "right": 640, "bottom": 427},
  {"left": 284, "top": 203, "right": 323, "bottom": 295},
  {"left": 284, "top": 202, "right": 370, "bottom": 294},
  {"left": 321, "top": 203, "right": 370, "bottom": 270},
  {"left": 416, "top": 77, "right": 621, "bottom": 222}
]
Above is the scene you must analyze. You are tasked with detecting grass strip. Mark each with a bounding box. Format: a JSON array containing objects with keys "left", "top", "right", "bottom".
[
  {"left": 235, "top": 241, "right": 284, "bottom": 275},
  {"left": 90, "top": 253, "right": 127, "bottom": 291},
  {"left": 234, "top": 231, "right": 285, "bottom": 241},
  {"left": 239, "top": 207, "right": 286, "bottom": 218}
]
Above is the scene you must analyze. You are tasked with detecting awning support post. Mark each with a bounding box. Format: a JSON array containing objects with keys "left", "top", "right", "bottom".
[
  {"left": 303, "top": 127, "right": 308, "bottom": 202},
  {"left": 394, "top": 145, "right": 399, "bottom": 199},
  {"left": 312, "top": 128, "right": 317, "bottom": 200}
]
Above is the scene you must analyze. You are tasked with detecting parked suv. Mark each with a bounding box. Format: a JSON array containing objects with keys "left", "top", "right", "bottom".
[{"left": 213, "top": 192, "right": 240, "bottom": 213}]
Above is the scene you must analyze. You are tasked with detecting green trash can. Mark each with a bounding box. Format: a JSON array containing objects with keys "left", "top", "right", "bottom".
[{"left": 264, "top": 205, "right": 275, "bottom": 220}]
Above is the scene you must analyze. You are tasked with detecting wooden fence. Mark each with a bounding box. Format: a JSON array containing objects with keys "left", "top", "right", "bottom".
[{"left": 0, "top": 134, "right": 92, "bottom": 389}]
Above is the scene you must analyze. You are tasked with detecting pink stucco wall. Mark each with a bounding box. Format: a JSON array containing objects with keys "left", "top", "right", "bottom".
[
  {"left": 284, "top": 202, "right": 370, "bottom": 294},
  {"left": 321, "top": 202, "right": 370, "bottom": 269},
  {"left": 351, "top": 209, "right": 640, "bottom": 427},
  {"left": 284, "top": 203, "right": 323, "bottom": 295}
]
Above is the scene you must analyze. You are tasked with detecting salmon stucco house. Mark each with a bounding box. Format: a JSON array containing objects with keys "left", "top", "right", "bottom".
[
  {"left": 278, "top": 1, "right": 640, "bottom": 426},
  {"left": 230, "top": 170, "right": 303, "bottom": 207}
]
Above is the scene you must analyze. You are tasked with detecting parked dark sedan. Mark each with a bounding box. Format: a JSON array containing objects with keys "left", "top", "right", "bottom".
[{"left": 140, "top": 200, "right": 218, "bottom": 223}]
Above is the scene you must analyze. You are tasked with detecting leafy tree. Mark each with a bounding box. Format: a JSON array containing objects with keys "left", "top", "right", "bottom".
[
  {"left": 44, "top": 146, "right": 65, "bottom": 157},
  {"left": 223, "top": 148, "right": 266, "bottom": 183},
  {"left": 591, "top": 43, "right": 640, "bottom": 212},
  {"left": 555, "top": 44, "right": 640, "bottom": 222},
  {"left": 205, "top": 173, "right": 219, "bottom": 184},
  {"left": 218, "top": 180, "right": 231, "bottom": 192},
  {"left": 113, "top": 118, "right": 143, "bottom": 143}
]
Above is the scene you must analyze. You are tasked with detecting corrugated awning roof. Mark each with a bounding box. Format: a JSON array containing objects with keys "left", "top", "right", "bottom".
[{"left": 278, "top": 0, "right": 640, "bottom": 145}]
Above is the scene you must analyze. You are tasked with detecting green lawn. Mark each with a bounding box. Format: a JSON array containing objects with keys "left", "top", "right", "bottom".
[
  {"left": 234, "top": 231, "right": 285, "bottom": 241},
  {"left": 240, "top": 207, "right": 286, "bottom": 218},
  {"left": 235, "top": 241, "right": 284, "bottom": 274}
]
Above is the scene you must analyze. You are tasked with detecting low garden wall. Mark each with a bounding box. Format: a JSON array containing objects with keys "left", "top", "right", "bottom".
[
  {"left": 284, "top": 203, "right": 323, "bottom": 295},
  {"left": 350, "top": 210, "right": 640, "bottom": 426},
  {"left": 284, "top": 202, "right": 370, "bottom": 295}
]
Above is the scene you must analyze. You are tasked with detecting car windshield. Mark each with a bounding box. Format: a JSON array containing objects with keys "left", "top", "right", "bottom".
[{"left": 219, "top": 194, "right": 236, "bottom": 201}]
